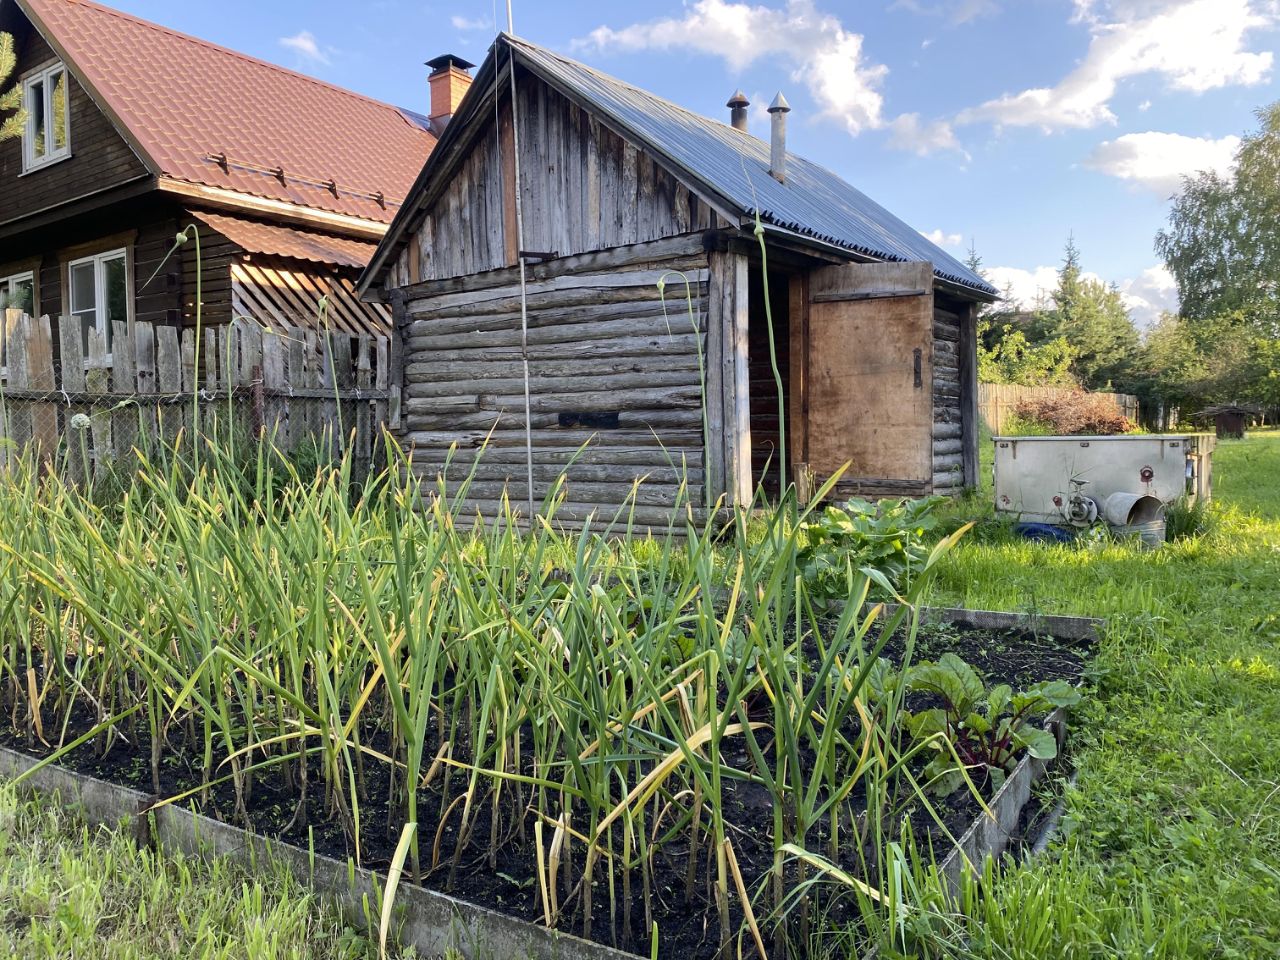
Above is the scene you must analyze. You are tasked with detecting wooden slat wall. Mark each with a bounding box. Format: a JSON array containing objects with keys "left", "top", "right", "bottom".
[
  {"left": 397, "top": 80, "right": 725, "bottom": 286},
  {"left": 398, "top": 236, "right": 710, "bottom": 524},
  {"left": 932, "top": 306, "right": 964, "bottom": 494},
  {"left": 231, "top": 261, "right": 391, "bottom": 338}
]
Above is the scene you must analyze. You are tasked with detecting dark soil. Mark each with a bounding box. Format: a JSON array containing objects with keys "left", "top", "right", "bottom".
[{"left": 1, "top": 618, "right": 1091, "bottom": 958}]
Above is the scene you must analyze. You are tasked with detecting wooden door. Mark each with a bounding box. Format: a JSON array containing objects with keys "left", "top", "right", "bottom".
[{"left": 799, "top": 261, "right": 934, "bottom": 497}]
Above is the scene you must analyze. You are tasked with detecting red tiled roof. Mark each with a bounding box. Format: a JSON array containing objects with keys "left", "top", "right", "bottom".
[
  {"left": 20, "top": 0, "right": 437, "bottom": 226},
  {"left": 189, "top": 210, "right": 378, "bottom": 269}
]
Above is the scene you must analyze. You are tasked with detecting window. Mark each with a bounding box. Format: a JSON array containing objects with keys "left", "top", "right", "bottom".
[
  {"left": 67, "top": 249, "right": 128, "bottom": 358},
  {"left": 0, "top": 271, "right": 35, "bottom": 373},
  {"left": 23, "top": 63, "right": 70, "bottom": 172}
]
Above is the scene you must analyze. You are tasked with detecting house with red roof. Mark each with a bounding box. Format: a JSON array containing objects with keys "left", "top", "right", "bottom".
[{"left": 0, "top": 0, "right": 468, "bottom": 347}]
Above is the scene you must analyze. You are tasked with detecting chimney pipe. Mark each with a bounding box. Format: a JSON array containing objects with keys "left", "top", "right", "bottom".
[
  {"left": 727, "top": 90, "right": 749, "bottom": 132},
  {"left": 768, "top": 92, "right": 790, "bottom": 183},
  {"left": 426, "top": 53, "right": 476, "bottom": 135}
]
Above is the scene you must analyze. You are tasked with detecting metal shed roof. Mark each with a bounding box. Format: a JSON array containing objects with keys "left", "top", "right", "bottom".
[{"left": 504, "top": 35, "right": 997, "bottom": 298}]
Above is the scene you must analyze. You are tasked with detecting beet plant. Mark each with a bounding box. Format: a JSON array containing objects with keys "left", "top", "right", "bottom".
[{"left": 905, "top": 653, "right": 1081, "bottom": 796}]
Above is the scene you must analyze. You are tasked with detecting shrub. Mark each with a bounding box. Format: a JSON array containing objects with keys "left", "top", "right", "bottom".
[{"left": 1012, "top": 390, "right": 1134, "bottom": 435}]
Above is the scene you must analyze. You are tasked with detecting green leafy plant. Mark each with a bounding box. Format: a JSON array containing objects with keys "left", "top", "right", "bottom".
[
  {"left": 797, "top": 496, "right": 948, "bottom": 606},
  {"left": 905, "top": 653, "right": 1081, "bottom": 796}
]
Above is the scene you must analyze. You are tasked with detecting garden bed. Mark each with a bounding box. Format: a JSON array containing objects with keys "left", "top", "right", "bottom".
[
  {"left": 0, "top": 441, "right": 1104, "bottom": 959},
  {"left": 1, "top": 606, "right": 1096, "bottom": 959}
]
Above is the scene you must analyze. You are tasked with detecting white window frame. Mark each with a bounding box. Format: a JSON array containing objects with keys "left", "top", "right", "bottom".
[
  {"left": 67, "top": 248, "right": 129, "bottom": 365},
  {"left": 22, "top": 62, "right": 71, "bottom": 173},
  {"left": 0, "top": 270, "right": 36, "bottom": 379}
]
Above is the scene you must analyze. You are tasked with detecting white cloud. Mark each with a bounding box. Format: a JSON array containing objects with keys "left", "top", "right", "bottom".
[
  {"left": 1084, "top": 131, "right": 1240, "bottom": 193},
  {"left": 1119, "top": 264, "right": 1179, "bottom": 327},
  {"left": 987, "top": 261, "right": 1178, "bottom": 328},
  {"left": 889, "top": 113, "right": 965, "bottom": 156},
  {"left": 921, "top": 228, "right": 964, "bottom": 247},
  {"left": 577, "top": 0, "right": 888, "bottom": 136},
  {"left": 986, "top": 265, "right": 1066, "bottom": 310},
  {"left": 894, "top": 0, "right": 1000, "bottom": 22},
  {"left": 579, "top": 1, "right": 967, "bottom": 155},
  {"left": 451, "top": 14, "right": 492, "bottom": 31},
  {"left": 279, "top": 30, "right": 331, "bottom": 66},
  {"left": 958, "top": 0, "right": 1274, "bottom": 131}
]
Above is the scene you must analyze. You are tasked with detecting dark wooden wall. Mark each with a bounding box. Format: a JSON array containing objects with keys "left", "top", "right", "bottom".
[
  {"left": 0, "top": 19, "right": 149, "bottom": 232},
  {"left": 747, "top": 267, "right": 791, "bottom": 495},
  {"left": 182, "top": 221, "right": 240, "bottom": 326},
  {"left": 390, "top": 75, "right": 727, "bottom": 287},
  {"left": 395, "top": 235, "right": 710, "bottom": 524},
  {"left": 21, "top": 215, "right": 185, "bottom": 327}
]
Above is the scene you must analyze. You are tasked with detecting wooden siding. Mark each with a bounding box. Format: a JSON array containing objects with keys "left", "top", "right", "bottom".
[
  {"left": 0, "top": 22, "right": 149, "bottom": 230},
  {"left": 181, "top": 221, "right": 239, "bottom": 326},
  {"left": 23, "top": 216, "right": 184, "bottom": 331},
  {"left": 392, "top": 77, "right": 726, "bottom": 287},
  {"left": 397, "top": 235, "right": 709, "bottom": 524},
  {"left": 932, "top": 305, "right": 964, "bottom": 494}
]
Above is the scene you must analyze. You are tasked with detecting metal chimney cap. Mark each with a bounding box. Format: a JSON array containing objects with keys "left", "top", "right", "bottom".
[
  {"left": 726, "top": 90, "right": 750, "bottom": 108},
  {"left": 426, "top": 53, "right": 476, "bottom": 74},
  {"left": 768, "top": 92, "right": 791, "bottom": 113}
]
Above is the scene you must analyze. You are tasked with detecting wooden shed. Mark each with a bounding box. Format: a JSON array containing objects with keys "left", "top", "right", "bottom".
[
  {"left": 1194, "top": 403, "right": 1261, "bottom": 440},
  {"left": 359, "top": 34, "right": 998, "bottom": 523}
]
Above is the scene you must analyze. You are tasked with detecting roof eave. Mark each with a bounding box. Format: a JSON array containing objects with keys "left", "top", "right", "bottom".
[{"left": 753, "top": 221, "right": 999, "bottom": 301}]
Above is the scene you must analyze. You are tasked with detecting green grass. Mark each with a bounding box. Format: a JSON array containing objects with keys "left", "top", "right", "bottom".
[
  {"left": 0, "top": 782, "right": 406, "bottom": 959},
  {"left": 920, "top": 431, "right": 1280, "bottom": 958}
]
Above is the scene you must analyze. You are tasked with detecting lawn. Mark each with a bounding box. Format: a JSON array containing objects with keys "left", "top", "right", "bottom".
[
  {"left": 0, "top": 781, "right": 402, "bottom": 959},
  {"left": 924, "top": 430, "right": 1280, "bottom": 959}
]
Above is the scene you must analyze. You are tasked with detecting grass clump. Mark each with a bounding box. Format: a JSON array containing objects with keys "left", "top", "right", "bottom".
[{"left": 0, "top": 782, "right": 401, "bottom": 959}]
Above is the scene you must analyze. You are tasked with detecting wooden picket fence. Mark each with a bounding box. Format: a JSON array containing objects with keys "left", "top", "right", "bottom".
[
  {"left": 978, "top": 383, "right": 1138, "bottom": 434},
  {"left": 0, "top": 309, "right": 391, "bottom": 478}
]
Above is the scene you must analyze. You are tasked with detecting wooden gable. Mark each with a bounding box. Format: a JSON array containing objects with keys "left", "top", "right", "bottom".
[
  {"left": 391, "top": 71, "right": 729, "bottom": 288},
  {"left": 0, "top": 10, "right": 149, "bottom": 233}
]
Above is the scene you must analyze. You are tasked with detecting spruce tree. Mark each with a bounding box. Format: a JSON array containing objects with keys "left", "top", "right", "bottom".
[{"left": 1, "top": 32, "right": 24, "bottom": 143}]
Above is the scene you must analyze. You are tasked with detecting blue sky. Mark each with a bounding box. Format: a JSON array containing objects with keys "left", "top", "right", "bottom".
[{"left": 101, "top": 0, "right": 1280, "bottom": 325}]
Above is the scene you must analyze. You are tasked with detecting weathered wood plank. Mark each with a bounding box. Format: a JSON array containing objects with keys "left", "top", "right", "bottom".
[{"left": 86, "top": 327, "right": 112, "bottom": 478}]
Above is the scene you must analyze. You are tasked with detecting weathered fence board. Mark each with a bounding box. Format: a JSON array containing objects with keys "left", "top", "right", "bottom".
[
  {"left": 978, "top": 383, "right": 1138, "bottom": 434},
  {"left": 0, "top": 314, "right": 389, "bottom": 479}
]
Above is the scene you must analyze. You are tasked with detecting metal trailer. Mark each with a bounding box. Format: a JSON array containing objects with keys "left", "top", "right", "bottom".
[{"left": 993, "top": 433, "right": 1215, "bottom": 526}]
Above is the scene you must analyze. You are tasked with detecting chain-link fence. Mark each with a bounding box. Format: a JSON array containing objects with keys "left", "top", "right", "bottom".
[{"left": 0, "top": 311, "right": 391, "bottom": 483}]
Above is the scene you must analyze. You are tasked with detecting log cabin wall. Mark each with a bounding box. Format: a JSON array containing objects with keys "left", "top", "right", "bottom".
[
  {"left": 932, "top": 300, "right": 965, "bottom": 495},
  {"left": 389, "top": 78, "right": 728, "bottom": 287},
  {"left": 395, "top": 235, "right": 710, "bottom": 525}
]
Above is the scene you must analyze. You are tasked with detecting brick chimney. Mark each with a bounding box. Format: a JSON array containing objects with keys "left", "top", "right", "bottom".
[{"left": 426, "top": 54, "right": 476, "bottom": 135}]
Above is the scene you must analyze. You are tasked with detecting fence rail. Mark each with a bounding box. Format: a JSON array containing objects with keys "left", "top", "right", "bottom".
[
  {"left": 978, "top": 382, "right": 1139, "bottom": 434},
  {"left": 1, "top": 309, "right": 390, "bottom": 478}
]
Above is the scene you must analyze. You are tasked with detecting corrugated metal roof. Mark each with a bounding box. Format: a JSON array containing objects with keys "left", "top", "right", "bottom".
[
  {"left": 189, "top": 211, "right": 378, "bottom": 269},
  {"left": 505, "top": 35, "right": 997, "bottom": 297}
]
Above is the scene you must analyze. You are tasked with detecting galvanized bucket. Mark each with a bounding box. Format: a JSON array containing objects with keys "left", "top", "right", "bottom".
[{"left": 1109, "top": 518, "right": 1167, "bottom": 547}]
